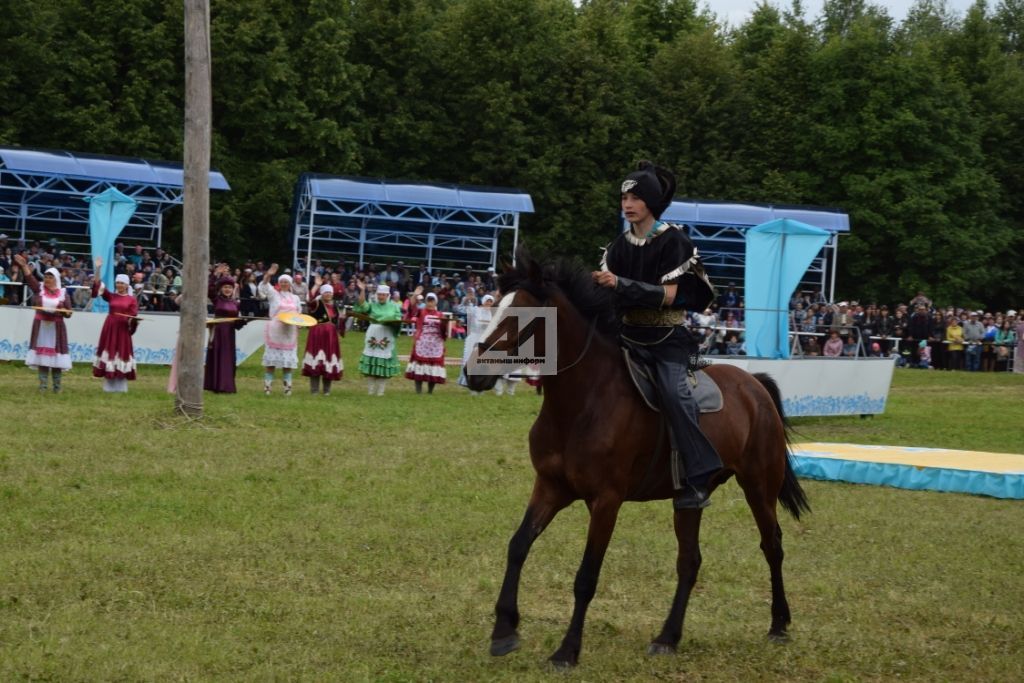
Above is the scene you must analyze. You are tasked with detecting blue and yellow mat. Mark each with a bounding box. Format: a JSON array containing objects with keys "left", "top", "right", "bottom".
[{"left": 791, "top": 442, "right": 1024, "bottom": 499}]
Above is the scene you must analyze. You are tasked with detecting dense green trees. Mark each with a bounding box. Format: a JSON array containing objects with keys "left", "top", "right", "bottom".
[{"left": 0, "top": 0, "right": 1020, "bottom": 306}]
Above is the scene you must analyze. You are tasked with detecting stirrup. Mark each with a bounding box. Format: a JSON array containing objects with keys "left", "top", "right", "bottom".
[{"left": 673, "top": 485, "right": 712, "bottom": 510}]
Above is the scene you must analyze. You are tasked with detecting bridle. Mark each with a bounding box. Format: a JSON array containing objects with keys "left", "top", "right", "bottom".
[
  {"left": 556, "top": 316, "right": 598, "bottom": 374},
  {"left": 480, "top": 288, "right": 599, "bottom": 376}
]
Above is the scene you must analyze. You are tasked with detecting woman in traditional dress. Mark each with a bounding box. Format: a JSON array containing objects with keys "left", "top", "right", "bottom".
[
  {"left": 353, "top": 280, "right": 403, "bottom": 395},
  {"left": 13, "top": 253, "right": 72, "bottom": 393},
  {"left": 458, "top": 293, "right": 494, "bottom": 395},
  {"left": 303, "top": 279, "right": 344, "bottom": 395},
  {"left": 258, "top": 263, "right": 301, "bottom": 396},
  {"left": 204, "top": 267, "right": 247, "bottom": 393},
  {"left": 405, "top": 287, "right": 450, "bottom": 394},
  {"left": 91, "top": 257, "right": 138, "bottom": 392}
]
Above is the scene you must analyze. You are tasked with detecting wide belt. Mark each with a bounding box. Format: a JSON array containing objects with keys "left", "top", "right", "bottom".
[{"left": 622, "top": 308, "right": 686, "bottom": 327}]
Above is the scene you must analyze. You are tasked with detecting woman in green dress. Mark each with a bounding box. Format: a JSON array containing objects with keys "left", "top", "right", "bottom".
[{"left": 353, "top": 280, "right": 403, "bottom": 395}]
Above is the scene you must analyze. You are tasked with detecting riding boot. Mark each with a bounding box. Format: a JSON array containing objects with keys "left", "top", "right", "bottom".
[
  {"left": 427, "top": 382, "right": 435, "bottom": 394},
  {"left": 653, "top": 359, "right": 722, "bottom": 509},
  {"left": 322, "top": 379, "right": 332, "bottom": 396},
  {"left": 282, "top": 371, "right": 293, "bottom": 396},
  {"left": 310, "top": 375, "right": 321, "bottom": 394},
  {"left": 38, "top": 369, "right": 48, "bottom": 393},
  {"left": 367, "top": 378, "right": 376, "bottom": 395},
  {"left": 375, "top": 378, "right": 386, "bottom": 396},
  {"left": 263, "top": 371, "right": 273, "bottom": 396},
  {"left": 415, "top": 380, "right": 423, "bottom": 394},
  {"left": 52, "top": 370, "right": 62, "bottom": 394}
]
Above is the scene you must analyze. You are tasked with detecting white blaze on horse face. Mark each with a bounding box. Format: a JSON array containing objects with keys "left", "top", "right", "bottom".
[{"left": 480, "top": 291, "right": 517, "bottom": 345}]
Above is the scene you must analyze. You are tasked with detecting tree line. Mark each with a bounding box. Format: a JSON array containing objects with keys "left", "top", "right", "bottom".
[{"left": 1, "top": 0, "right": 1021, "bottom": 307}]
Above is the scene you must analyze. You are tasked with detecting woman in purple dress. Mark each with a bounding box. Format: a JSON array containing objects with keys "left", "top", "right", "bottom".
[{"left": 204, "top": 269, "right": 247, "bottom": 393}]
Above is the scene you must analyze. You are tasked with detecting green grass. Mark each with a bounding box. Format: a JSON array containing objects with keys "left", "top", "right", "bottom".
[{"left": 0, "top": 336, "right": 1022, "bottom": 681}]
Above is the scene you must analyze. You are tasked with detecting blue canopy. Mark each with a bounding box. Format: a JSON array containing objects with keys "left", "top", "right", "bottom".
[
  {"left": 292, "top": 173, "right": 533, "bottom": 271},
  {"left": 88, "top": 188, "right": 138, "bottom": 312},
  {"left": 744, "top": 218, "right": 831, "bottom": 358}
]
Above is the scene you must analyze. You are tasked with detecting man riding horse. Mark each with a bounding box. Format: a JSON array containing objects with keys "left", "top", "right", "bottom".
[{"left": 592, "top": 160, "right": 722, "bottom": 509}]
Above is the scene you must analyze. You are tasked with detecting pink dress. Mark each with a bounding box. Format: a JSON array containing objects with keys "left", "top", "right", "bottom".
[
  {"left": 405, "top": 308, "right": 448, "bottom": 384},
  {"left": 25, "top": 274, "right": 72, "bottom": 370}
]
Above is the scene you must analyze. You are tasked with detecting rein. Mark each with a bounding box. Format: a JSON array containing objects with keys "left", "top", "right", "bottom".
[{"left": 556, "top": 316, "right": 598, "bottom": 374}]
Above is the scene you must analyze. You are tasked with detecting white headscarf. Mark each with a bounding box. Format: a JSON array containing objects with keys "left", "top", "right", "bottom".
[
  {"left": 482, "top": 294, "right": 495, "bottom": 304},
  {"left": 278, "top": 274, "right": 293, "bottom": 285},
  {"left": 115, "top": 274, "right": 131, "bottom": 288},
  {"left": 319, "top": 284, "right": 333, "bottom": 296},
  {"left": 44, "top": 267, "right": 62, "bottom": 291},
  {"left": 375, "top": 284, "right": 390, "bottom": 296},
  {"left": 425, "top": 292, "right": 438, "bottom": 302}
]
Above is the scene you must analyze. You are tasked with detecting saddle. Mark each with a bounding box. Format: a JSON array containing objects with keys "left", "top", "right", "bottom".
[{"left": 622, "top": 348, "right": 723, "bottom": 414}]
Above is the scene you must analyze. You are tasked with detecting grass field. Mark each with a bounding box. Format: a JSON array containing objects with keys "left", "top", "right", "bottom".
[{"left": 1, "top": 334, "right": 1022, "bottom": 681}]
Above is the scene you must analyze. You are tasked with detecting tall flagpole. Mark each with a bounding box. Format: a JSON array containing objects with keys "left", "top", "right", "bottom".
[{"left": 177, "top": 0, "right": 212, "bottom": 417}]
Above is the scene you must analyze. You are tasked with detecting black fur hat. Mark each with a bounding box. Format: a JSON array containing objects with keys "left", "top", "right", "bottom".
[{"left": 619, "top": 160, "right": 676, "bottom": 219}]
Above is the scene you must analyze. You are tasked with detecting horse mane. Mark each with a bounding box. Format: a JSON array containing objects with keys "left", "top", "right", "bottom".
[{"left": 497, "top": 248, "right": 621, "bottom": 340}]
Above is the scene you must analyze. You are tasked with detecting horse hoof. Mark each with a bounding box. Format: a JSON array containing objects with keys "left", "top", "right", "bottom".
[
  {"left": 647, "top": 642, "right": 677, "bottom": 656},
  {"left": 490, "top": 634, "right": 521, "bottom": 657},
  {"left": 548, "top": 658, "right": 576, "bottom": 671},
  {"left": 767, "top": 630, "right": 790, "bottom": 644}
]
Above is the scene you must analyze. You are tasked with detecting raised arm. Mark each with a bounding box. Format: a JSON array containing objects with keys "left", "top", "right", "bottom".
[{"left": 13, "top": 254, "right": 39, "bottom": 294}]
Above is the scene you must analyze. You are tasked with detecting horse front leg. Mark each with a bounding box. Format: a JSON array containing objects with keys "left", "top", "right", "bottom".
[
  {"left": 649, "top": 507, "right": 704, "bottom": 654},
  {"left": 490, "top": 479, "right": 570, "bottom": 656},
  {"left": 548, "top": 496, "right": 622, "bottom": 668}
]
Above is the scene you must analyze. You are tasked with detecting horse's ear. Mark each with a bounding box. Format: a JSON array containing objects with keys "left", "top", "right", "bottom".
[
  {"left": 514, "top": 245, "right": 542, "bottom": 285},
  {"left": 526, "top": 256, "right": 543, "bottom": 286}
]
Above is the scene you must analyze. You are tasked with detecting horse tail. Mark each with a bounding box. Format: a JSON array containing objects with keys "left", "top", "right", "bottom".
[{"left": 752, "top": 372, "right": 811, "bottom": 521}]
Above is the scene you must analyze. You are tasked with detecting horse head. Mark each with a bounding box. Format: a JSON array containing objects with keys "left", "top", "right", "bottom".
[
  {"left": 465, "top": 248, "right": 618, "bottom": 391},
  {"left": 464, "top": 249, "right": 547, "bottom": 392}
]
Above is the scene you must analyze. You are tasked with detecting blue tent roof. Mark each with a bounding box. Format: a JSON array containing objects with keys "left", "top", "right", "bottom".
[
  {"left": 646, "top": 198, "right": 849, "bottom": 301},
  {"left": 307, "top": 176, "right": 533, "bottom": 213},
  {"left": 662, "top": 199, "right": 849, "bottom": 233},
  {"left": 292, "top": 173, "right": 533, "bottom": 271},
  {"left": 0, "top": 147, "right": 230, "bottom": 190},
  {"left": 0, "top": 146, "right": 231, "bottom": 250}
]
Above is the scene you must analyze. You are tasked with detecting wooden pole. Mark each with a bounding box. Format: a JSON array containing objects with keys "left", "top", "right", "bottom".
[{"left": 176, "top": 0, "right": 212, "bottom": 417}]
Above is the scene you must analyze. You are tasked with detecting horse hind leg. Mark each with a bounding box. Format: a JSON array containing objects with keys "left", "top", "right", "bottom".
[
  {"left": 649, "top": 507, "right": 704, "bottom": 655},
  {"left": 739, "top": 479, "right": 791, "bottom": 640},
  {"left": 490, "top": 481, "right": 571, "bottom": 657}
]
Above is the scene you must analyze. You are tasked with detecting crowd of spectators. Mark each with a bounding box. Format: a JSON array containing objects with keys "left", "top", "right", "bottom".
[
  {"left": 1, "top": 234, "right": 1018, "bottom": 371},
  {"left": 690, "top": 284, "right": 1020, "bottom": 372},
  {"left": 0, "top": 235, "right": 181, "bottom": 310}
]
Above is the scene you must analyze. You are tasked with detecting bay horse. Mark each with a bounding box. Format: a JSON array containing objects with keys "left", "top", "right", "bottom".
[{"left": 466, "top": 253, "right": 809, "bottom": 668}]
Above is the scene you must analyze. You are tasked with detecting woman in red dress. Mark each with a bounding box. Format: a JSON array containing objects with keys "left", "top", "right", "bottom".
[
  {"left": 303, "top": 280, "right": 345, "bottom": 395},
  {"left": 405, "top": 287, "right": 450, "bottom": 394},
  {"left": 91, "top": 257, "right": 138, "bottom": 392}
]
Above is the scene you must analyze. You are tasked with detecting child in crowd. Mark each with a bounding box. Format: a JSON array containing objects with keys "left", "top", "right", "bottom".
[{"left": 917, "top": 339, "right": 932, "bottom": 369}]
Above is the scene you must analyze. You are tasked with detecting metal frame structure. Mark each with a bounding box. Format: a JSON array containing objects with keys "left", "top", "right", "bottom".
[
  {"left": 643, "top": 199, "right": 851, "bottom": 302},
  {"left": 0, "top": 147, "right": 230, "bottom": 252},
  {"left": 291, "top": 173, "right": 533, "bottom": 274}
]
